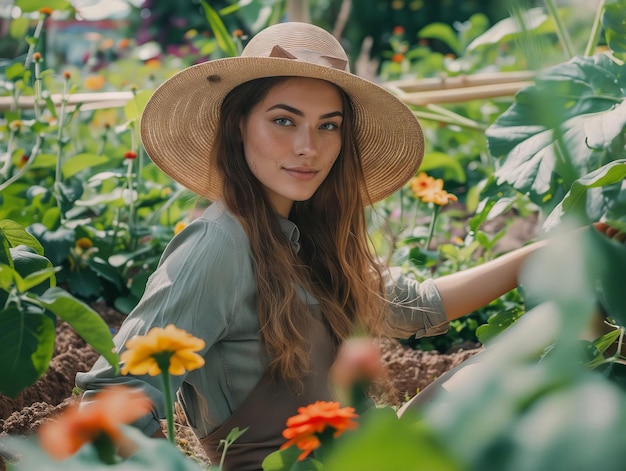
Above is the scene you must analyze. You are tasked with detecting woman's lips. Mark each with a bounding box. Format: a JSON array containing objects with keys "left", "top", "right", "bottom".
[{"left": 283, "top": 167, "right": 319, "bottom": 181}]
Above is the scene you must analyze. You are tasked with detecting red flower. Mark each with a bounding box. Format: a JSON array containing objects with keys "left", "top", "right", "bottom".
[
  {"left": 124, "top": 150, "right": 138, "bottom": 159},
  {"left": 280, "top": 401, "right": 358, "bottom": 461},
  {"left": 392, "top": 25, "right": 405, "bottom": 36}
]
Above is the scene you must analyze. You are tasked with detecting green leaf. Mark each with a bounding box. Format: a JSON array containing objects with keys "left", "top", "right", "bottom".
[
  {"left": 38, "top": 287, "right": 119, "bottom": 374},
  {"left": 0, "top": 219, "right": 44, "bottom": 255},
  {"left": 201, "top": 0, "right": 239, "bottom": 57},
  {"left": 0, "top": 305, "right": 56, "bottom": 398},
  {"left": 418, "top": 23, "right": 461, "bottom": 55},
  {"left": 476, "top": 308, "right": 524, "bottom": 345},
  {"left": 10, "top": 245, "right": 55, "bottom": 294},
  {"left": 123, "top": 90, "right": 152, "bottom": 123},
  {"left": 324, "top": 407, "right": 459, "bottom": 471},
  {"left": 543, "top": 161, "right": 626, "bottom": 231},
  {"left": 62, "top": 153, "right": 110, "bottom": 179},
  {"left": 603, "top": 1, "right": 626, "bottom": 53},
  {"left": 467, "top": 7, "right": 553, "bottom": 50},
  {"left": 5, "top": 61, "right": 26, "bottom": 82},
  {"left": 27, "top": 223, "right": 74, "bottom": 266},
  {"left": 487, "top": 56, "right": 626, "bottom": 204},
  {"left": 262, "top": 445, "right": 304, "bottom": 471},
  {"left": 16, "top": 0, "right": 73, "bottom": 12},
  {"left": 420, "top": 152, "right": 466, "bottom": 183},
  {"left": 12, "top": 266, "right": 59, "bottom": 293}
]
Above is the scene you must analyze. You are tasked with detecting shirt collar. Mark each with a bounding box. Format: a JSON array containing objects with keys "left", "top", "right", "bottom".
[{"left": 277, "top": 215, "right": 301, "bottom": 253}]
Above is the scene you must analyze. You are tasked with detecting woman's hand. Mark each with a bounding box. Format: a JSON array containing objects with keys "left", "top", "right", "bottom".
[{"left": 593, "top": 222, "right": 626, "bottom": 244}]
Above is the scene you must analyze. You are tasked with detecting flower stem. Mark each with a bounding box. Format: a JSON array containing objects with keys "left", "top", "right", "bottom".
[
  {"left": 160, "top": 369, "right": 175, "bottom": 444},
  {"left": 584, "top": 0, "right": 605, "bottom": 57},
  {"left": 543, "top": 0, "right": 575, "bottom": 59},
  {"left": 425, "top": 205, "right": 440, "bottom": 250}
]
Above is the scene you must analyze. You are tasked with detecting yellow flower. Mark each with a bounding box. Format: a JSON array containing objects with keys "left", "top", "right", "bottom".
[
  {"left": 174, "top": 221, "right": 186, "bottom": 235},
  {"left": 76, "top": 237, "right": 93, "bottom": 250},
  {"left": 121, "top": 324, "right": 205, "bottom": 376}
]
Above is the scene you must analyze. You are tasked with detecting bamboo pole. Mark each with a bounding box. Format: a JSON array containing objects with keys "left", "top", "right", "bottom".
[
  {"left": 0, "top": 71, "right": 536, "bottom": 112},
  {"left": 393, "top": 81, "right": 534, "bottom": 106},
  {"left": 0, "top": 91, "right": 134, "bottom": 112}
]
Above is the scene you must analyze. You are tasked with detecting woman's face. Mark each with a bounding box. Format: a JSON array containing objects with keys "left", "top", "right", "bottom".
[{"left": 241, "top": 77, "right": 343, "bottom": 217}]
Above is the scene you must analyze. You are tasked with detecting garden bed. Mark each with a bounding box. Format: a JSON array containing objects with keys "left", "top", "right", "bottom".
[{"left": 0, "top": 300, "right": 480, "bottom": 468}]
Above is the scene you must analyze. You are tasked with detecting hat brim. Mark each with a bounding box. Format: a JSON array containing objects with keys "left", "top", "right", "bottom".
[{"left": 140, "top": 56, "right": 423, "bottom": 204}]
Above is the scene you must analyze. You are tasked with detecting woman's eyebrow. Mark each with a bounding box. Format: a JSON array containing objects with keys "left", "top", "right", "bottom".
[{"left": 266, "top": 104, "right": 343, "bottom": 119}]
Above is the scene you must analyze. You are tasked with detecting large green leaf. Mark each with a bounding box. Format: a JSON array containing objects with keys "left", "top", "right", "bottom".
[
  {"left": 0, "top": 305, "right": 56, "bottom": 398},
  {"left": 544, "top": 161, "right": 626, "bottom": 230},
  {"left": 37, "top": 287, "right": 119, "bottom": 373},
  {"left": 487, "top": 55, "right": 625, "bottom": 158},
  {"left": 486, "top": 56, "right": 626, "bottom": 204}
]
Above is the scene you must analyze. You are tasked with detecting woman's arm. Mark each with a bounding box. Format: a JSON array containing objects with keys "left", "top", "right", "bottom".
[
  {"left": 435, "top": 222, "right": 625, "bottom": 322},
  {"left": 434, "top": 240, "right": 548, "bottom": 321}
]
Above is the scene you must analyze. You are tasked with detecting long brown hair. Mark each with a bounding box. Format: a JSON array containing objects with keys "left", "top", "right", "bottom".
[{"left": 214, "top": 76, "right": 388, "bottom": 382}]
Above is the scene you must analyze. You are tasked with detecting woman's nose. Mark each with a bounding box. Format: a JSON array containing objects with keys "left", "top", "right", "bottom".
[{"left": 294, "top": 126, "right": 318, "bottom": 157}]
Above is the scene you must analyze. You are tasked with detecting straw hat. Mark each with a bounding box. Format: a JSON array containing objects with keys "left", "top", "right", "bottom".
[{"left": 140, "top": 22, "right": 423, "bottom": 204}]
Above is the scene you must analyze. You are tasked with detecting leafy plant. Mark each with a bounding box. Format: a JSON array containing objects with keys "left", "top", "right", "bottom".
[{"left": 0, "top": 219, "right": 118, "bottom": 397}]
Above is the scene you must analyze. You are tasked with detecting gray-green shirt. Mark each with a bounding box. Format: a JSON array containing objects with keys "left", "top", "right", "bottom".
[{"left": 75, "top": 201, "right": 448, "bottom": 437}]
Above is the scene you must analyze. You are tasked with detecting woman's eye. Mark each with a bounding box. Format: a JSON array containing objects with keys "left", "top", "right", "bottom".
[
  {"left": 320, "top": 122, "right": 339, "bottom": 131},
  {"left": 274, "top": 117, "right": 293, "bottom": 126}
]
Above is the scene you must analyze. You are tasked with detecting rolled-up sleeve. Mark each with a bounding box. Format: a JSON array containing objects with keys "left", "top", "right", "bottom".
[
  {"left": 76, "top": 217, "right": 242, "bottom": 436},
  {"left": 383, "top": 267, "right": 449, "bottom": 339}
]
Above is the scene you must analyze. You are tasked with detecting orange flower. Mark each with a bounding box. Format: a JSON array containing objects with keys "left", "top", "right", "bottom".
[
  {"left": 392, "top": 25, "right": 405, "bottom": 36},
  {"left": 38, "top": 386, "right": 152, "bottom": 460},
  {"left": 391, "top": 53, "right": 405, "bottom": 63},
  {"left": 421, "top": 188, "right": 458, "bottom": 206},
  {"left": 410, "top": 172, "right": 442, "bottom": 198},
  {"left": 124, "top": 150, "right": 138, "bottom": 159},
  {"left": 39, "top": 7, "right": 53, "bottom": 15},
  {"left": 280, "top": 401, "right": 359, "bottom": 461},
  {"left": 117, "top": 38, "right": 131, "bottom": 49},
  {"left": 84, "top": 74, "right": 106, "bottom": 90}
]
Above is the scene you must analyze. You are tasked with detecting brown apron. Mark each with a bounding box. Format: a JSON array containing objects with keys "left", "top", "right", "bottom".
[{"left": 199, "top": 307, "right": 336, "bottom": 471}]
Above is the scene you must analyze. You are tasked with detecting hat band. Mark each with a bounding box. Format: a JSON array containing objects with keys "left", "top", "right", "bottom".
[{"left": 268, "top": 45, "right": 348, "bottom": 71}]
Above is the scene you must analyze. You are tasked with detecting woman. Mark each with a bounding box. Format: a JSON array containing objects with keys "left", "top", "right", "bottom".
[{"left": 76, "top": 22, "right": 554, "bottom": 469}]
